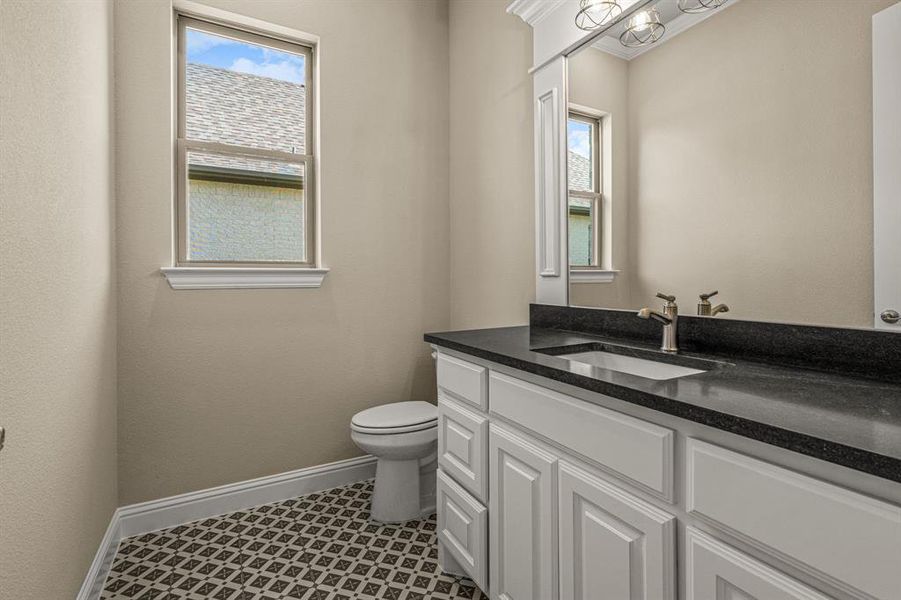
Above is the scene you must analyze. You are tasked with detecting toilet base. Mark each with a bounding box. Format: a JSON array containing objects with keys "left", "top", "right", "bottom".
[{"left": 371, "top": 458, "right": 421, "bottom": 523}]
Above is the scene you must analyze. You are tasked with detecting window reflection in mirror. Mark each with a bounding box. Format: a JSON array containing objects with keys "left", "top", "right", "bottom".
[{"left": 568, "top": 112, "right": 601, "bottom": 269}]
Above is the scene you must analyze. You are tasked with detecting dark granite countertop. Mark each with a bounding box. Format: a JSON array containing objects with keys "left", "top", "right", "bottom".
[{"left": 424, "top": 325, "right": 901, "bottom": 483}]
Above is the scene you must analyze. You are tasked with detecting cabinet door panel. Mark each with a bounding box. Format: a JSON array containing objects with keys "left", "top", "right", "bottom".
[
  {"left": 559, "top": 463, "right": 676, "bottom": 600},
  {"left": 490, "top": 424, "right": 558, "bottom": 600},
  {"left": 685, "top": 528, "right": 830, "bottom": 600}
]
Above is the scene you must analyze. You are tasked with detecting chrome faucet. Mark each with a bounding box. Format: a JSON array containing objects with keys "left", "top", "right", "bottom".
[
  {"left": 697, "top": 290, "right": 730, "bottom": 316},
  {"left": 637, "top": 292, "right": 679, "bottom": 353}
]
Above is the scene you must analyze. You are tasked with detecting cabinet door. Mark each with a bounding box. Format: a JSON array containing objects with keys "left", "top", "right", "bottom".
[
  {"left": 685, "top": 528, "right": 831, "bottom": 600},
  {"left": 489, "top": 424, "right": 558, "bottom": 600},
  {"left": 559, "top": 463, "right": 676, "bottom": 600}
]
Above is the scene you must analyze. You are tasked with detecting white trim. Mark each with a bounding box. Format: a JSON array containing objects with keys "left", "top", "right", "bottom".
[
  {"left": 568, "top": 102, "right": 606, "bottom": 119},
  {"left": 172, "top": 0, "right": 320, "bottom": 46},
  {"left": 76, "top": 511, "right": 123, "bottom": 600},
  {"left": 569, "top": 269, "right": 618, "bottom": 283},
  {"left": 873, "top": 2, "right": 901, "bottom": 331},
  {"left": 507, "top": 0, "right": 568, "bottom": 26},
  {"left": 537, "top": 86, "right": 562, "bottom": 278},
  {"left": 161, "top": 267, "right": 330, "bottom": 289},
  {"left": 78, "top": 455, "right": 377, "bottom": 600},
  {"left": 589, "top": 0, "right": 741, "bottom": 61}
]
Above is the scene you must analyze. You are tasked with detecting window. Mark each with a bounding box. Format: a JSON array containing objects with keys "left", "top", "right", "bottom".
[
  {"left": 176, "top": 16, "right": 314, "bottom": 267},
  {"left": 567, "top": 111, "right": 601, "bottom": 269}
]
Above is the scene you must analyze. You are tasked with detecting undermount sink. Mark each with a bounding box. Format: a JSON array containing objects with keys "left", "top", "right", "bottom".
[
  {"left": 536, "top": 342, "right": 727, "bottom": 381},
  {"left": 557, "top": 350, "right": 706, "bottom": 380}
]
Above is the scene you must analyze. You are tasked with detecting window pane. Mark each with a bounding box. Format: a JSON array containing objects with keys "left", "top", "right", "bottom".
[
  {"left": 568, "top": 118, "right": 594, "bottom": 192},
  {"left": 569, "top": 197, "right": 593, "bottom": 267},
  {"left": 185, "top": 28, "right": 306, "bottom": 154},
  {"left": 186, "top": 151, "right": 306, "bottom": 262}
]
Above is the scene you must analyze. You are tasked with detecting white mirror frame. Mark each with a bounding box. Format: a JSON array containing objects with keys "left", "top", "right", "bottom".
[{"left": 508, "top": 0, "right": 657, "bottom": 305}]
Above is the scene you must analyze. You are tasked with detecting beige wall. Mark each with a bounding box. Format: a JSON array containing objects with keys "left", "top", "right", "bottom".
[
  {"left": 448, "top": 0, "right": 534, "bottom": 329},
  {"left": 568, "top": 48, "right": 632, "bottom": 310},
  {"left": 0, "top": 1, "right": 118, "bottom": 598},
  {"left": 116, "top": 0, "right": 451, "bottom": 504},
  {"left": 568, "top": 0, "right": 891, "bottom": 328}
]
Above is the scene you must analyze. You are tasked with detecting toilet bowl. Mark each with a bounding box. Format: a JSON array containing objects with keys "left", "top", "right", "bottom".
[{"left": 351, "top": 401, "right": 438, "bottom": 523}]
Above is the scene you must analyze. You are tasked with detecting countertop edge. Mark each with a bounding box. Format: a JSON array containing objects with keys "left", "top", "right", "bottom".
[{"left": 425, "top": 333, "right": 901, "bottom": 484}]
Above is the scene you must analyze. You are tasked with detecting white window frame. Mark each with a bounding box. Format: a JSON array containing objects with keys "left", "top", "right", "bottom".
[
  {"left": 568, "top": 104, "right": 618, "bottom": 284},
  {"left": 568, "top": 109, "right": 602, "bottom": 270},
  {"left": 163, "top": 2, "right": 327, "bottom": 289}
]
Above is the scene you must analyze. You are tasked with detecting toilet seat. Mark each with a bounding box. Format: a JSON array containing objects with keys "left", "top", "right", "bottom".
[{"left": 351, "top": 401, "right": 437, "bottom": 435}]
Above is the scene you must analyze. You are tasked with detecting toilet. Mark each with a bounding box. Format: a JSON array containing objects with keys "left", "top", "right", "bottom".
[{"left": 350, "top": 401, "right": 438, "bottom": 523}]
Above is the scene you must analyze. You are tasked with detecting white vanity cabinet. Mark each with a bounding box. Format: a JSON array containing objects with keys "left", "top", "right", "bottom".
[{"left": 433, "top": 350, "right": 901, "bottom": 600}]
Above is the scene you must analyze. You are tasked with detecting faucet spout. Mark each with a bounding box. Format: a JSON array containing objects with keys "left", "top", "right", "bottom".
[
  {"left": 710, "top": 304, "right": 730, "bottom": 316},
  {"left": 637, "top": 307, "right": 672, "bottom": 325}
]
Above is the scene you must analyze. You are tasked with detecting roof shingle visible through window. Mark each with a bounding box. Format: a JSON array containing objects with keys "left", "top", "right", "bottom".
[{"left": 186, "top": 63, "right": 306, "bottom": 176}]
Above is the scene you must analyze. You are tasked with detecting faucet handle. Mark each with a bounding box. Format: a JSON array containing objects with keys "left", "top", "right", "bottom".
[
  {"left": 656, "top": 292, "right": 676, "bottom": 303},
  {"left": 699, "top": 290, "right": 719, "bottom": 301}
]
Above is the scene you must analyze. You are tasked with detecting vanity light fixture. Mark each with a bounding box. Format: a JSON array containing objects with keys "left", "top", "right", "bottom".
[
  {"left": 619, "top": 7, "right": 666, "bottom": 48},
  {"left": 677, "top": 0, "right": 729, "bottom": 13},
  {"left": 575, "top": 0, "right": 623, "bottom": 31}
]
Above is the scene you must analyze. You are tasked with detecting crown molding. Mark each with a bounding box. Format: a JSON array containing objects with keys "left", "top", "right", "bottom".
[{"left": 507, "top": 0, "right": 569, "bottom": 26}]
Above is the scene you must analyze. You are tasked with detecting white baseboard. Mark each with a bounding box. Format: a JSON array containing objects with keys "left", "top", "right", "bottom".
[{"left": 77, "top": 455, "right": 376, "bottom": 600}]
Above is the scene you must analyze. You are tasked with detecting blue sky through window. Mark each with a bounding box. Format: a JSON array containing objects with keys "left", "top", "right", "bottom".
[
  {"left": 568, "top": 119, "right": 591, "bottom": 158},
  {"left": 187, "top": 29, "right": 305, "bottom": 84}
]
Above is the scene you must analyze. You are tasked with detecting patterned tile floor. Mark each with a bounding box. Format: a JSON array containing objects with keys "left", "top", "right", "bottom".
[{"left": 101, "top": 480, "right": 486, "bottom": 600}]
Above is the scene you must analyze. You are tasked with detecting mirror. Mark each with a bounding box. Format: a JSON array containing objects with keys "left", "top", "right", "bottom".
[{"left": 565, "top": 0, "right": 895, "bottom": 329}]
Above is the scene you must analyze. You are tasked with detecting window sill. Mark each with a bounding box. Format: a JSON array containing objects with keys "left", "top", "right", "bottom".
[
  {"left": 569, "top": 269, "right": 619, "bottom": 284},
  {"left": 161, "top": 267, "right": 329, "bottom": 290}
]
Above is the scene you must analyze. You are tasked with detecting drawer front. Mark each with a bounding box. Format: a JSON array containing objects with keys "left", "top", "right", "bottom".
[
  {"left": 685, "top": 528, "right": 830, "bottom": 600},
  {"left": 437, "top": 353, "right": 488, "bottom": 411},
  {"left": 490, "top": 371, "right": 674, "bottom": 500},
  {"left": 559, "top": 462, "right": 676, "bottom": 600},
  {"left": 687, "top": 439, "right": 901, "bottom": 600},
  {"left": 438, "top": 395, "right": 489, "bottom": 502},
  {"left": 436, "top": 469, "right": 488, "bottom": 591}
]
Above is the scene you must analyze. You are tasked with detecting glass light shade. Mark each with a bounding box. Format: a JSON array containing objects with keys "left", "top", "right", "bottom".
[
  {"left": 575, "top": 0, "right": 623, "bottom": 31},
  {"left": 619, "top": 7, "right": 666, "bottom": 47},
  {"left": 677, "top": 0, "right": 728, "bottom": 13}
]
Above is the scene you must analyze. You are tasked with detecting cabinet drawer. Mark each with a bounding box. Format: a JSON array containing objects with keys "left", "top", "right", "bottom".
[
  {"left": 685, "top": 528, "right": 830, "bottom": 600},
  {"left": 687, "top": 439, "right": 901, "bottom": 600},
  {"left": 438, "top": 395, "right": 488, "bottom": 502},
  {"left": 490, "top": 371, "right": 674, "bottom": 500},
  {"left": 436, "top": 469, "right": 488, "bottom": 591},
  {"left": 437, "top": 353, "right": 488, "bottom": 411}
]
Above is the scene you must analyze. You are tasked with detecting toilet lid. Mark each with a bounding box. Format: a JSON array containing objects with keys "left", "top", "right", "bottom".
[{"left": 351, "top": 401, "right": 437, "bottom": 431}]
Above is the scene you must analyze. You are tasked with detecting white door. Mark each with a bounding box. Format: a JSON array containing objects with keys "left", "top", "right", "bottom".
[
  {"left": 558, "top": 463, "right": 676, "bottom": 600},
  {"left": 685, "top": 528, "right": 830, "bottom": 600},
  {"left": 873, "top": 2, "right": 901, "bottom": 331},
  {"left": 489, "top": 424, "right": 558, "bottom": 600}
]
